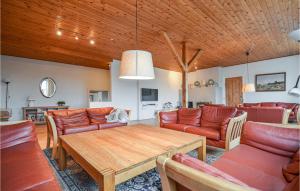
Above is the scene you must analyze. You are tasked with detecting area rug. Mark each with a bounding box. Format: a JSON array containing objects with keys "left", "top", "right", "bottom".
[{"left": 44, "top": 147, "right": 223, "bottom": 191}]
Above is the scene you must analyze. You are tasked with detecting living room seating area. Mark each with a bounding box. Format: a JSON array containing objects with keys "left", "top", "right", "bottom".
[{"left": 1, "top": 0, "right": 300, "bottom": 190}]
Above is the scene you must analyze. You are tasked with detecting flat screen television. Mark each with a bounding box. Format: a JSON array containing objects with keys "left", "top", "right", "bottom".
[{"left": 141, "top": 88, "right": 158, "bottom": 101}]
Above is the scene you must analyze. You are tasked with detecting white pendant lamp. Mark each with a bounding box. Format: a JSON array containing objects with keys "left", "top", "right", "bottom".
[
  {"left": 120, "top": 50, "right": 155, "bottom": 80},
  {"left": 243, "top": 51, "right": 255, "bottom": 92},
  {"left": 119, "top": 0, "right": 155, "bottom": 80}
]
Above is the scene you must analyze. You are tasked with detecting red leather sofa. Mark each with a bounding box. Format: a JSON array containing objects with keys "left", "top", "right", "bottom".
[
  {"left": 238, "top": 106, "right": 289, "bottom": 124},
  {"left": 159, "top": 106, "right": 246, "bottom": 150},
  {"left": 158, "top": 121, "right": 300, "bottom": 191},
  {"left": 240, "top": 102, "right": 299, "bottom": 122},
  {"left": 1, "top": 121, "right": 61, "bottom": 191},
  {"left": 45, "top": 107, "right": 129, "bottom": 159}
]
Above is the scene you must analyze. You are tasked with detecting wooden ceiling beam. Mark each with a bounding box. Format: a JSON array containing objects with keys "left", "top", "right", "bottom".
[
  {"left": 187, "top": 49, "right": 203, "bottom": 71},
  {"left": 161, "top": 31, "right": 186, "bottom": 72}
]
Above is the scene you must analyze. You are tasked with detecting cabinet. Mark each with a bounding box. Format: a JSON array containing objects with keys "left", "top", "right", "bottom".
[{"left": 22, "top": 106, "right": 69, "bottom": 125}]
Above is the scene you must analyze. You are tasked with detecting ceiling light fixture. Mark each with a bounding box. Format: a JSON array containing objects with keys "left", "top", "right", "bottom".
[
  {"left": 75, "top": 36, "right": 79, "bottom": 40},
  {"left": 288, "top": 29, "right": 300, "bottom": 42},
  {"left": 119, "top": 0, "right": 155, "bottom": 80},
  {"left": 89, "top": 40, "right": 95, "bottom": 45},
  {"left": 56, "top": 30, "right": 62, "bottom": 36},
  {"left": 243, "top": 51, "right": 255, "bottom": 93}
]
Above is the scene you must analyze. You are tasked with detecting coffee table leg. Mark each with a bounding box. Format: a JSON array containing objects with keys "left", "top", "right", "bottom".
[
  {"left": 59, "top": 140, "right": 67, "bottom": 170},
  {"left": 198, "top": 138, "right": 206, "bottom": 162},
  {"left": 99, "top": 169, "right": 115, "bottom": 191}
]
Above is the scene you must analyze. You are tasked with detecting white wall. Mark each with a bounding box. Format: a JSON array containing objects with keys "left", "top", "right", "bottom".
[
  {"left": 188, "top": 55, "right": 300, "bottom": 104},
  {"left": 91, "top": 60, "right": 182, "bottom": 120},
  {"left": 1, "top": 55, "right": 111, "bottom": 120},
  {"left": 221, "top": 55, "right": 300, "bottom": 103}
]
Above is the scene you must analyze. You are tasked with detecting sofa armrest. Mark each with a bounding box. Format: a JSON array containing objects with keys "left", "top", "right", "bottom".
[
  {"left": 157, "top": 155, "right": 256, "bottom": 191},
  {"left": 225, "top": 112, "right": 247, "bottom": 151},
  {"left": 158, "top": 110, "right": 178, "bottom": 127},
  {"left": 282, "top": 109, "right": 291, "bottom": 125}
]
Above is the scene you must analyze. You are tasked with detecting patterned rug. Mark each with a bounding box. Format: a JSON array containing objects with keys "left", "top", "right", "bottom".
[{"left": 44, "top": 147, "right": 223, "bottom": 191}]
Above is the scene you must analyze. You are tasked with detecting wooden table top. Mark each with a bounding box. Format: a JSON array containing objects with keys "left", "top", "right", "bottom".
[{"left": 60, "top": 125, "right": 204, "bottom": 175}]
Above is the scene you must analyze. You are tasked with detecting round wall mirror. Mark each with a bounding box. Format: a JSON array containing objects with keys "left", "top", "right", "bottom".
[{"left": 40, "top": 77, "right": 56, "bottom": 98}]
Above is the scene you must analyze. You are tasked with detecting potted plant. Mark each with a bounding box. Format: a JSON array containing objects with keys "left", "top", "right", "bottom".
[{"left": 57, "top": 101, "right": 66, "bottom": 106}]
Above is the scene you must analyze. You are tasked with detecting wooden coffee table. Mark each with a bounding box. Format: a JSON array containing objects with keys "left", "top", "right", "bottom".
[{"left": 59, "top": 125, "right": 206, "bottom": 191}]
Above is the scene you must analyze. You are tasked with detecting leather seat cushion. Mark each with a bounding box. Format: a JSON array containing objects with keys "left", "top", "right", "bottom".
[
  {"left": 212, "top": 144, "right": 290, "bottom": 191},
  {"left": 52, "top": 109, "right": 90, "bottom": 132},
  {"left": 162, "top": 123, "right": 193, "bottom": 132},
  {"left": 178, "top": 108, "right": 201, "bottom": 126},
  {"left": 64, "top": 124, "right": 98, "bottom": 134},
  {"left": 1, "top": 121, "right": 36, "bottom": 149},
  {"left": 98, "top": 122, "right": 127, "bottom": 129},
  {"left": 185, "top": 126, "right": 220, "bottom": 140},
  {"left": 1, "top": 142, "right": 59, "bottom": 191},
  {"left": 86, "top": 107, "right": 114, "bottom": 124}
]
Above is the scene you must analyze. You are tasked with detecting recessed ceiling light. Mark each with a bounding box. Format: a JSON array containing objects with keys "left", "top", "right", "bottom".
[
  {"left": 195, "top": 66, "right": 198, "bottom": 70},
  {"left": 75, "top": 36, "right": 79, "bottom": 40},
  {"left": 288, "top": 29, "right": 300, "bottom": 42},
  {"left": 56, "top": 30, "right": 62, "bottom": 36},
  {"left": 110, "top": 38, "right": 114, "bottom": 41},
  {"left": 89, "top": 40, "right": 95, "bottom": 45}
]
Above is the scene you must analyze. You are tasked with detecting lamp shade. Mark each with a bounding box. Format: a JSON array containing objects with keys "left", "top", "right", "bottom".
[
  {"left": 289, "top": 88, "right": 300, "bottom": 96},
  {"left": 288, "top": 29, "right": 300, "bottom": 42},
  {"left": 243, "top": 83, "right": 255, "bottom": 92},
  {"left": 119, "top": 50, "right": 155, "bottom": 80}
]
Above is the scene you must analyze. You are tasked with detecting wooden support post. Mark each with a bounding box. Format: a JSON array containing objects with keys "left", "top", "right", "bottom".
[
  {"left": 182, "top": 41, "right": 188, "bottom": 108},
  {"left": 161, "top": 32, "right": 203, "bottom": 108}
]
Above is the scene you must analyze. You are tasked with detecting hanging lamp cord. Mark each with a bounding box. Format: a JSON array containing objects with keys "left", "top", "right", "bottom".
[
  {"left": 135, "top": 0, "right": 138, "bottom": 76},
  {"left": 246, "top": 51, "right": 250, "bottom": 83}
]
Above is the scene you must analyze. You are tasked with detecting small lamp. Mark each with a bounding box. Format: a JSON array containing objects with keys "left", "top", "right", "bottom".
[{"left": 289, "top": 75, "right": 300, "bottom": 96}]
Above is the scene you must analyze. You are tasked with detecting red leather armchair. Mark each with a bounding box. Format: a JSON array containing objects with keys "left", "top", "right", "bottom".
[
  {"left": 241, "top": 102, "right": 299, "bottom": 122},
  {"left": 1, "top": 121, "right": 61, "bottom": 191},
  {"left": 45, "top": 107, "right": 129, "bottom": 159},
  {"left": 157, "top": 122, "right": 300, "bottom": 191},
  {"left": 159, "top": 106, "right": 247, "bottom": 150}
]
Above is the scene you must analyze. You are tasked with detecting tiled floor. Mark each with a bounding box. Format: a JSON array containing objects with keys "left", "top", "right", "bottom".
[{"left": 36, "top": 118, "right": 158, "bottom": 150}]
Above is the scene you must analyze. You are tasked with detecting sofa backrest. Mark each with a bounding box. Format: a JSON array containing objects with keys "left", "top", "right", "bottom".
[
  {"left": 0, "top": 121, "right": 37, "bottom": 149},
  {"left": 238, "top": 107, "right": 285, "bottom": 123},
  {"left": 178, "top": 108, "right": 201, "bottom": 126},
  {"left": 86, "top": 107, "right": 114, "bottom": 124},
  {"left": 200, "top": 106, "right": 237, "bottom": 130},
  {"left": 260, "top": 102, "right": 277, "bottom": 107},
  {"left": 242, "top": 103, "right": 261, "bottom": 107},
  {"left": 51, "top": 109, "right": 89, "bottom": 134},
  {"left": 241, "top": 122, "right": 300, "bottom": 157},
  {"left": 277, "top": 102, "right": 297, "bottom": 110}
]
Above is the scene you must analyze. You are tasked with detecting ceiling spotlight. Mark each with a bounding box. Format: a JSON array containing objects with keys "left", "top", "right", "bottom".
[
  {"left": 110, "top": 38, "right": 114, "bottom": 41},
  {"left": 288, "top": 29, "right": 300, "bottom": 42},
  {"left": 56, "top": 30, "right": 62, "bottom": 36},
  {"left": 75, "top": 36, "right": 79, "bottom": 40},
  {"left": 195, "top": 66, "right": 198, "bottom": 70},
  {"left": 89, "top": 40, "right": 95, "bottom": 45}
]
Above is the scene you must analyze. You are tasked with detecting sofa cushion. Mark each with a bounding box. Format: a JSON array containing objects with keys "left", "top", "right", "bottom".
[
  {"left": 185, "top": 126, "right": 220, "bottom": 140},
  {"left": 261, "top": 102, "right": 277, "bottom": 107},
  {"left": 241, "top": 122, "right": 300, "bottom": 157},
  {"left": 159, "top": 111, "right": 178, "bottom": 126},
  {"left": 178, "top": 108, "right": 201, "bottom": 126},
  {"left": 277, "top": 103, "right": 297, "bottom": 110},
  {"left": 172, "top": 153, "right": 249, "bottom": 187},
  {"left": 86, "top": 107, "right": 114, "bottom": 124},
  {"left": 212, "top": 144, "right": 290, "bottom": 191},
  {"left": 98, "top": 122, "right": 127, "bottom": 129},
  {"left": 200, "top": 106, "right": 236, "bottom": 140},
  {"left": 162, "top": 123, "right": 192, "bottom": 132},
  {"left": 1, "top": 142, "right": 59, "bottom": 191},
  {"left": 52, "top": 109, "right": 90, "bottom": 134},
  {"left": 63, "top": 124, "right": 98, "bottom": 135},
  {"left": 0, "top": 121, "right": 37, "bottom": 149}
]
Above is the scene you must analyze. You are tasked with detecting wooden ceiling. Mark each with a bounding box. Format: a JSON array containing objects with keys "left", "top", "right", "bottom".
[{"left": 1, "top": 0, "right": 299, "bottom": 72}]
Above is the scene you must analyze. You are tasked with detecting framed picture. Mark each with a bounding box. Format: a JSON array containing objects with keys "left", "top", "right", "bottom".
[{"left": 255, "top": 72, "right": 286, "bottom": 92}]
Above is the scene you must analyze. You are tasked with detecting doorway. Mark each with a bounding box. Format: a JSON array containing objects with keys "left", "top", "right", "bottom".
[{"left": 225, "top": 77, "right": 243, "bottom": 106}]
